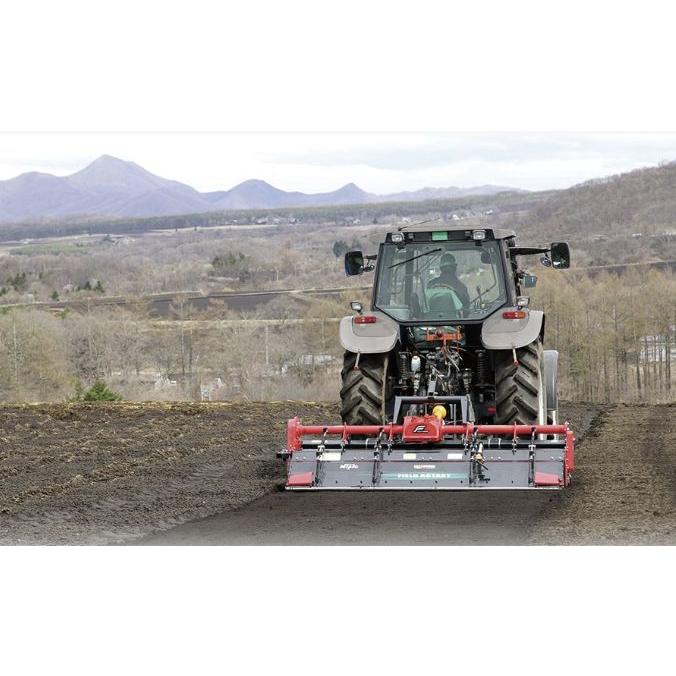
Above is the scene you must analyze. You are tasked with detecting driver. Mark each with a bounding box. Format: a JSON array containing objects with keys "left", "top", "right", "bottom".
[{"left": 428, "top": 252, "right": 469, "bottom": 306}]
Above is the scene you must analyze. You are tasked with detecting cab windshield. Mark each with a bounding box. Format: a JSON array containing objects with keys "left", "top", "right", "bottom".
[{"left": 374, "top": 240, "right": 507, "bottom": 322}]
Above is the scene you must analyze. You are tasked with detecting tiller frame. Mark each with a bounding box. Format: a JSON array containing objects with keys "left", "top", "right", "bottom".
[{"left": 278, "top": 413, "right": 575, "bottom": 490}]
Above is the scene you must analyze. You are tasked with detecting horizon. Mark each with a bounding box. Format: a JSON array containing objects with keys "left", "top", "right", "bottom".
[
  {"left": 0, "top": 152, "right": 523, "bottom": 196},
  {"left": 2, "top": 132, "right": 676, "bottom": 195}
]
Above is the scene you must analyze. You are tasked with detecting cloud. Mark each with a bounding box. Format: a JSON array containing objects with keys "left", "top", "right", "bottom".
[{"left": 273, "top": 133, "right": 676, "bottom": 171}]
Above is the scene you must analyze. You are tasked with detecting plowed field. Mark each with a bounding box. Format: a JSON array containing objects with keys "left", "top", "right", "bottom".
[{"left": 0, "top": 401, "right": 673, "bottom": 545}]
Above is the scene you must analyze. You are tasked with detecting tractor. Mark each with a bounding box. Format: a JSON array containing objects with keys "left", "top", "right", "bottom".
[{"left": 279, "top": 224, "right": 575, "bottom": 490}]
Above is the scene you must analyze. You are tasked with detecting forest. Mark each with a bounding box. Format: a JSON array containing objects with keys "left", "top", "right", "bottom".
[{"left": 0, "top": 266, "right": 672, "bottom": 405}]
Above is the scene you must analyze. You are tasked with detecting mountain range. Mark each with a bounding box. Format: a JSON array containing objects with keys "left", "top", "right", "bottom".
[{"left": 0, "top": 155, "right": 521, "bottom": 223}]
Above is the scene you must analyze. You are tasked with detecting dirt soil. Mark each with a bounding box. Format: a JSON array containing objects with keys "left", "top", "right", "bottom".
[
  {"left": 0, "top": 401, "right": 335, "bottom": 545},
  {"left": 0, "top": 401, "right": 673, "bottom": 545}
]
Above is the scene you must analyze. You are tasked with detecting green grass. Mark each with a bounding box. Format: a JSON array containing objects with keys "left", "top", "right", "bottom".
[{"left": 10, "top": 242, "right": 92, "bottom": 256}]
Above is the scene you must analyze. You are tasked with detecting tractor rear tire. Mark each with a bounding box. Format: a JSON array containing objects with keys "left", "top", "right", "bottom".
[
  {"left": 494, "top": 340, "right": 547, "bottom": 425},
  {"left": 340, "top": 352, "right": 392, "bottom": 425}
]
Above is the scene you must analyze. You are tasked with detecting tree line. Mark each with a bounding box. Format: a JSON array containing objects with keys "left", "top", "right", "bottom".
[
  {"left": 533, "top": 268, "right": 674, "bottom": 403},
  {"left": 0, "top": 270, "right": 673, "bottom": 404}
]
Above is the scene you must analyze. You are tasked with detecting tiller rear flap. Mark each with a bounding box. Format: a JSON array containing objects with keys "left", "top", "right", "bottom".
[{"left": 278, "top": 415, "right": 574, "bottom": 490}]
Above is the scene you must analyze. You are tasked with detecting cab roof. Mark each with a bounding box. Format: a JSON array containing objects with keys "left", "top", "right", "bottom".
[{"left": 387, "top": 224, "right": 516, "bottom": 242}]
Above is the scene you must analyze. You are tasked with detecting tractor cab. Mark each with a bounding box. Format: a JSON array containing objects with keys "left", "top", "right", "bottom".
[
  {"left": 345, "top": 226, "right": 569, "bottom": 324},
  {"left": 373, "top": 231, "right": 508, "bottom": 323}
]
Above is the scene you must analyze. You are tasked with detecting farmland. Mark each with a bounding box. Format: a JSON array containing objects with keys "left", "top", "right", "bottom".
[{"left": 0, "top": 401, "right": 672, "bottom": 545}]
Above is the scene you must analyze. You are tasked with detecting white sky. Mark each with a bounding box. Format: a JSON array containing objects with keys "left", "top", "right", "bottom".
[{"left": 2, "top": 133, "right": 676, "bottom": 195}]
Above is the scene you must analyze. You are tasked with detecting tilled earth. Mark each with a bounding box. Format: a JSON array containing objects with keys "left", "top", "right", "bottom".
[
  {"left": 0, "top": 401, "right": 673, "bottom": 545},
  {"left": 0, "top": 401, "right": 335, "bottom": 545}
]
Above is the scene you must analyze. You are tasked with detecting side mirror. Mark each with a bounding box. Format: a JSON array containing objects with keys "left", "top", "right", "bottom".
[
  {"left": 344, "top": 250, "right": 364, "bottom": 276},
  {"left": 550, "top": 242, "right": 570, "bottom": 269},
  {"left": 522, "top": 274, "right": 538, "bottom": 288}
]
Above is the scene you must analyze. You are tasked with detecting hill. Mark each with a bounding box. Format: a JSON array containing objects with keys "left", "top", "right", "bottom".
[
  {"left": 519, "top": 161, "right": 676, "bottom": 237},
  {"left": 384, "top": 184, "right": 522, "bottom": 201},
  {"left": 0, "top": 155, "right": 521, "bottom": 222},
  {"left": 0, "top": 155, "right": 207, "bottom": 221},
  {"left": 204, "top": 179, "right": 373, "bottom": 210}
]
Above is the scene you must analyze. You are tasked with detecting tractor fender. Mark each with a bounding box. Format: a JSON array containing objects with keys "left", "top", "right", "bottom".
[
  {"left": 481, "top": 309, "right": 544, "bottom": 350},
  {"left": 339, "top": 311, "right": 400, "bottom": 354}
]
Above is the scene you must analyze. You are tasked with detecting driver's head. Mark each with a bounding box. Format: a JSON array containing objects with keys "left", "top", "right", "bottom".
[{"left": 440, "top": 252, "right": 456, "bottom": 273}]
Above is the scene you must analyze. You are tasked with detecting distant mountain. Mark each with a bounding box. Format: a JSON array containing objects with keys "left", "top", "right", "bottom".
[
  {"left": 382, "top": 184, "right": 522, "bottom": 202},
  {"left": 0, "top": 155, "right": 206, "bottom": 221},
  {"left": 204, "top": 180, "right": 373, "bottom": 210},
  {"left": 0, "top": 155, "right": 523, "bottom": 223}
]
